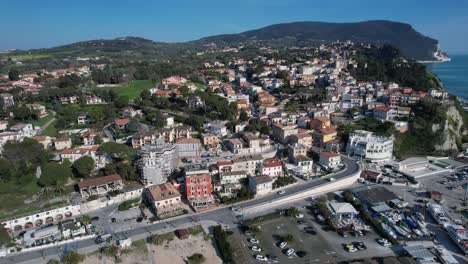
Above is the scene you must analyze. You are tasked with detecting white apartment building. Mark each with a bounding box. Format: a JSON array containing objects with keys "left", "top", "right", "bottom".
[
  {"left": 347, "top": 130, "right": 393, "bottom": 162},
  {"left": 138, "top": 141, "right": 177, "bottom": 186},
  {"left": 319, "top": 151, "right": 342, "bottom": 170}
]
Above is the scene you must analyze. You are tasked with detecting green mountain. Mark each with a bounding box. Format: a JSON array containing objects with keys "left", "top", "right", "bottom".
[
  {"left": 4, "top": 20, "right": 446, "bottom": 61},
  {"left": 195, "top": 20, "right": 444, "bottom": 61}
]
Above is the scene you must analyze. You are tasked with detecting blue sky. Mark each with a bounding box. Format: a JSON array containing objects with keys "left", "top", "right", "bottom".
[{"left": 2, "top": 0, "right": 468, "bottom": 54}]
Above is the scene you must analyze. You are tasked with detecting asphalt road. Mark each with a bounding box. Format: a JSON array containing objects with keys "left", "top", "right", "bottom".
[{"left": 0, "top": 157, "right": 359, "bottom": 264}]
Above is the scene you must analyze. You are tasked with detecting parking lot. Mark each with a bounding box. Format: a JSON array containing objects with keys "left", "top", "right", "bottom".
[
  {"left": 384, "top": 172, "right": 467, "bottom": 223},
  {"left": 231, "top": 206, "right": 395, "bottom": 263}
]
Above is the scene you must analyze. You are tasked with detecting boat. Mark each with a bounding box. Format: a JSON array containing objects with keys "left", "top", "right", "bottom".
[
  {"left": 427, "top": 203, "right": 450, "bottom": 225},
  {"left": 381, "top": 223, "right": 397, "bottom": 239},
  {"left": 433, "top": 245, "right": 459, "bottom": 264},
  {"left": 391, "top": 224, "right": 411, "bottom": 238},
  {"left": 446, "top": 224, "right": 468, "bottom": 255},
  {"left": 414, "top": 212, "right": 425, "bottom": 221},
  {"left": 413, "top": 229, "right": 423, "bottom": 237}
]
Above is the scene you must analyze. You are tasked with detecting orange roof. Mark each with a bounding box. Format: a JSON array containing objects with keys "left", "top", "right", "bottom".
[
  {"left": 319, "top": 127, "right": 337, "bottom": 135},
  {"left": 320, "top": 151, "right": 340, "bottom": 158},
  {"left": 114, "top": 118, "right": 130, "bottom": 126},
  {"left": 32, "top": 136, "right": 48, "bottom": 141},
  {"left": 374, "top": 106, "right": 392, "bottom": 112},
  {"left": 147, "top": 182, "right": 181, "bottom": 202},
  {"left": 176, "top": 137, "right": 200, "bottom": 144},
  {"left": 263, "top": 158, "right": 282, "bottom": 168}
]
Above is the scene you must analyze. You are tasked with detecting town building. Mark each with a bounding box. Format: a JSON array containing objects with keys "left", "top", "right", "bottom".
[
  {"left": 319, "top": 151, "right": 342, "bottom": 170},
  {"left": 81, "top": 131, "right": 98, "bottom": 145},
  {"left": 261, "top": 158, "right": 283, "bottom": 178},
  {"left": 114, "top": 118, "right": 130, "bottom": 130},
  {"left": 0, "top": 93, "right": 14, "bottom": 109},
  {"left": 185, "top": 173, "right": 215, "bottom": 211},
  {"left": 77, "top": 174, "right": 123, "bottom": 198},
  {"left": 138, "top": 141, "right": 177, "bottom": 186},
  {"left": 131, "top": 127, "right": 192, "bottom": 148},
  {"left": 272, "top": 123, "right": 298, "bottom": 144},
  {"left": 327, "top": 202, "right": 358, "bottom": 221},
  {"left": 313, "top": 127, "right": 337, "bottom": 147},
  {"left": 145, "top": 183, "right": 182, "bottom": 218},
  {"left": 0, "top": 120, "right": 8, "bottom": 131},
  {"left": 32, "top": 136, "right": 53, "bottom": 149},
  {"left": 175, "top": 137, "right": 201, "bottom": 158},
  {"left": 77, "top": 114, "right": 89, "bottom": 125},
  {"left": 54, "top": 137, "right": 72, "bottom": 150},
  {"left": 248, "top": 175, "right": 273, "bottom": 196},
  {"left": 347, "top": 130, "right": 393, "bottom": 162},
  {"left": 10, "top": 123, "right": 35, "bottom": 137}
]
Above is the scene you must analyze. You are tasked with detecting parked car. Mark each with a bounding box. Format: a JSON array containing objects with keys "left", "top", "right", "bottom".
[
  {"left": 352, "top": 242, "right": 367, "bottom": 250},
  {"left": 343, "top": 243, "right": 357, "bottom": 253},
  {"left": 267, "top": 255, "right": 279, "bottom": 263},
  {"left": 296, "top": 251, "right": 307, "bottom": 258},
  {"left": 279, "top": 241, "right": 288, "bottom": 249},
  {"left": 285, "top": 248, "right": 295, "bottom": 256},
  {"left": 277, "top": 190, "right": 286, "bottom": 195},
  {"left": 304, "top": 226, "right": 316, "bottom": 234},
  {"left": 255, "top": 255, "right": 268, "bottom": 261},
  {"left": 295, "top": 213, "right": 304, "bottom": 219},
  {"left": 377, "top": 238, "right": 392, "bottom": 247},
  {"left": 251, "top": 246, "right": 262, "bottom": 252},
  {"left": 91, "top": 216, "right": 100, "bottom": 222},
  {"left": 338, "top": 231, "right": 348, "bottom": 238},
  {"left": 353, "top": 230, "right": 364, "bottom": 237},
  {"left": 249, "top": 238, "right": 260, "bottom": 244}
]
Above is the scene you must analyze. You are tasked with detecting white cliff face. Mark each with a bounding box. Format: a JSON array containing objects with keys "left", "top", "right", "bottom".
[
  {"left": 434, "top": 105, "right": 463, "bottom": 152},
  {"left": 419, "top": 44, "right": 451, "bottom": 63}
]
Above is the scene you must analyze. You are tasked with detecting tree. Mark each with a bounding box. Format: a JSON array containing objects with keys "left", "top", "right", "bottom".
[
  {"left": 239, "top": 111, "right": 249, "bottom": 122},
  {"left": 188, "top": 253, "right": 206, "bottom": 264},
  {"left": 8, "top": 67, "right": 20, "bottom": 81},
  {"left": 286, "top": 207, "right": 299, "bottom": 217},
  {"left": 126, "top": 118, "right": 140, "bottom": 133},
  {"left": 12, "top": 106, "right": 33, "bottom": 120},
  {"left": 72, "top": 156, "right": 94, "bottom": 178},
  {"left": 115, "top": 96, "right": 129, "bottom": 108},
  {"left": 80, "top": 214, "right": 91, "bottom": 225},
  {"left": 61, "top": 251, "right": 85, "bottom": 264},
  {"left": 39, "top": 162, "right": 71, "bottom": 192},
  {"left": 0, "top": 225, "right": 10, "bottom": 246},
  {"left": 0, "top": 159, "right": 12, "bottom": 182},
  {"left": 117, "top": 162, "right": 138, "bottom": 181},
  {"left": 100, "top": 163, "right": 117, "bottom": 176},
  {"left": 260, "top": 125, "right": 270, "bottom": 135},
  {"left": 3, "top": 138, "right": 47, "bottom": 172},
  {"left": 58, "top": 74, "right": 82, "bottom": 88},
  {"left": 100, "top": 142, "right": 136, "bottom": 161}
]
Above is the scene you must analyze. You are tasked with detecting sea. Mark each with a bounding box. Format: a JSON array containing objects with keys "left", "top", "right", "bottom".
[{"left": 426, "top": 54, "right": 468, "bottom": 99}]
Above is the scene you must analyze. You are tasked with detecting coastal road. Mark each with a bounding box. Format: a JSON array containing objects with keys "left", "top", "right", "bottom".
[{"left": 0, "top": 157, "right": 360, "bottom": 264}]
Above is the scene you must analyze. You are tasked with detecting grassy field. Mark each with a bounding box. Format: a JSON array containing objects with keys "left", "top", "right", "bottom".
[
  {"left": 28, "top": 114, "right": 53, "bottom": 127},
  {"left": 6, "top": 54, "right": 52, "bottom": 60},
  {"left": 0, "top": 176, "right": 42, "bottom": 220},
  {"left": 194, "top": 82, "right": 206, "bottom": 90},
  {"left": 41, "top": 120, "right": 58, "bottom": 137},
  {"left": 98, "top": 80, "right": 154, "bottom": 100}
]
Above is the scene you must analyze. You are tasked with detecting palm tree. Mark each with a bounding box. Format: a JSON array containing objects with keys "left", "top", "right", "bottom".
[{"left": 81, "top": 214, "right": 91, "bottom": 225}]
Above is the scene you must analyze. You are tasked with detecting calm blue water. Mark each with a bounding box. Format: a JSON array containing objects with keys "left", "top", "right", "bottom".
[{"left": 426, "top": 55, "right": 468, "bottom": 98}]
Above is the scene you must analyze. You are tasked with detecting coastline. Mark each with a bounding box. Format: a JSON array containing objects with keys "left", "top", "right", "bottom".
[{"left": 418, "top": 57, "right": 451, "bottom": 64}]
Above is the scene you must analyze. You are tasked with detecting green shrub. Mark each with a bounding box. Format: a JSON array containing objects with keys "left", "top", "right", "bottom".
[{"left": 213, "top": 226, "right": 234, "bottom": 263}]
